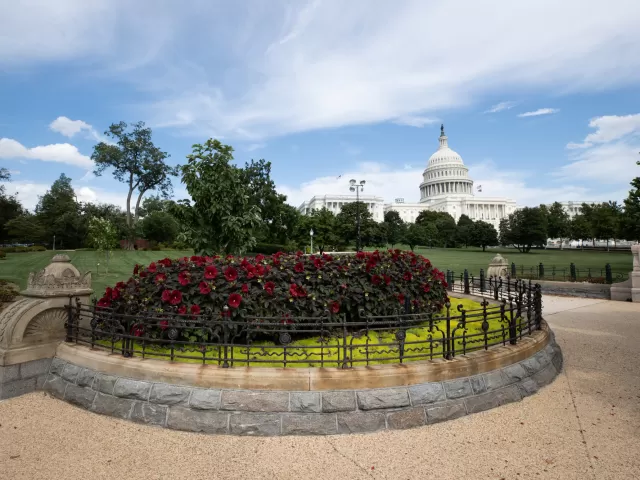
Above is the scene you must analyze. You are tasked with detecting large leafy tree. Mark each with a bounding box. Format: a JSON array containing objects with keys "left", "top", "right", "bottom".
[
  {"left": 170, "top": 139, "right": 261, "bottom": 255},
  {"left": 35, "top": 174, "right": 83, "bottom": 248},
  {"left": 569, "top": 214, "right": 591, "bottom": 249},
  {"left": 415, "top": 210, "right": 457, "bottom": 247},
  {"left": 336, "top": 201, "right": 377, "bottom": 247},
  {"left": 91, "top": 121, "right": 178, "bottom": 241},
  {"left": 500, "top": 207, "right": 547, "bottom": 253},
  {"left": 470, "top": 220, "right": 498, "bottom": 252},
  {"left": 455, "top": 214, "right": 474, "bottom": 247},
  {"left": 5, "top": 214, "right": 45, "bottom": 242},
  {"left": 546, "top": 202, "right": 570, "bottom": 249},
  {"left": 382, "top": 210, "right": 406, "bottom": 248},
  {"left": 591, "top": 202, "right": 619, "bottom": 250},
  {"left": 297, "top": 208, "right": 340, "bottom": 253},
  {"left": 142, "top": 211, "right": 179, "bottom": 245},
  {"left": 87, "top": 217, "right": 118, "bottom": 273},
  {"left": 621, "top": 176, "right": 640, "bottom": 242},
  {"left": 404, "top": 223, "right": 427, "bottom": 251}
]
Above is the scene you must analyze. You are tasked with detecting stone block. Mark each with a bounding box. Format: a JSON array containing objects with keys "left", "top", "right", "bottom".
[
  {"left": 533, "top": 349, "right": 551, "bottom": 368},
  {"left": 337, "top": 412, "right": 386, "bottom": 433},
  {"left": 281, "top": 414, "right": 337, "bottom": 435},
  {"left": 0, "top": 378, "right": 36, "bottom": 400},
  {"left": 469, "top": 375, "right": 487, "bottom": 394},
  {"left": 64, "top": 384, "right": 96, "bottom": 409},
  {"left": 60, "top": 363, "right": 82, "bottom": 383},
  {"left": 443, "top": 378, "right": 473, "bottom": 399},
  {"left": 113, "top": 378, "right": 152, "bottom": 401},
  {"left": 76, "top": 368, "right": 96, "bottom": 388},
  {"left": 408, "top": 382, "right": 446, "bottom": 405},
  {"left": 518, "top": 377, "right": 539, "bottom": 397},
  {"left": 533, "top": 363, "right": 557, "bottom": 388},
  {"left": 131, "top": 402, "right": 168, "bottom": 426},
  {"left": 386, "top": 407, "right": 426, "bottom": 430},
  {"left": 167, "top": 407, "right": 228, "bottom": 434},
  {"left": 19, "top": 359, "right": 52, "bottom": 379},
  {"left": 229, "top": 413, "right": 281, "bottom": 436},
  {"left": 221, "top": 390, "right": 289, "bottom": 412},
  {"left": 290, "top": 392, "right": 321, "bottom": 413},
  {"left": 482, "top": 370, "right": 510, "bottom": 391},
  {"left": 322, "top": 391, "right": 356, "bottom": 412},
  {"left": 502, "top": 363, "right": 528, "bottom": 383},
  {"left": 149, "top": 384, "right": 191, "bottom": 405},
  {"left": 0, "top": 364, "right": 19, "bottom": 383},
  {"left": 94, "top": 373, "right": 118, "bottom": 395},
  {"left": 520, "top": 355, "right": 542, "bottom": 376},
  {"left": 43, "top": 375, "right": 68, "bottom": 398},
  {"left": 92, "top": 392, "right": 134, "bottom": 420},
  {"left": 425, "top": 401, "right": 467, "bottom": 424},
  {"left": 464, "top": 385, "right": 521, "bottom": 414},
  {"left": 356, "top": 388, "right": 410, "bottom": 410},
  {"left": 49, "top": 358, "right": 66, "bottom": 375},
  {"left": 551, "top": 346, "right": 563, "bottom": 372},
  {"left": 189, "top": 389, "right": 221, "bottom": 410},
  {"left": 35, "top": 374, "right": 47, "bottom": 390}
]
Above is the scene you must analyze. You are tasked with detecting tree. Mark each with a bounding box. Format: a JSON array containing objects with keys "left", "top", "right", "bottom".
[
  {"left": 404, "top": 223, "right": 427, "bottom": 251},
  {"left": 455, "top": 214, "right": 474, "bottom": 248},
  {"left": 297, "top": 208, "right": 339, "bottom": 253},
  {"left": 5, "top": 214, "right": 46, "bottom": 242},
  {"left": 335, "top": 202, "right": 377, "bottom": 247},
  {"left": 415, "top": 211, "right": 457, "bottom": 247},
  {"left": 142, "top": 211, "right": 179, "bottom": 245},
  {"left": 382, "top": 210, "right": 406, "bottom": 248},
  {"left": 470, "top": 220, "right": 498, "bottom": 252},
  {"left": 137, "top": 195, "right": 175, "bottom": 217},
  {"left": 170, "top": 139, "right": 261, "bottom": 255},
  {"left": 498, "top": 218, "right": 510, "bottom": 246},
  {"left": 500, "top": 207, "right": 547, "bottom": 253},
  {"left": 580, "top": 203, "right": 597, "bottom": 247},
  {"left": 35, "top": 174, "right": 82, "bottom": 248},
  {"left": 621, "top": 177, "right": 640, "bottom": 242},
  {"left": 91, "top": 121, "right": 178, "bottom": 245},
  {"left": 80, "top": 202, "right": 128, "bottom": 242},
  {"left": 87, "top": 217, "right": 118, "bottom": 274},
  {"left": 591, "top": 202, "right": 618, "bottom": 251},
  {"left": 0, "top": 191, "right": 24, "bottom": 243},
  {"left": 569, "top": 214, "right": 591, "bottom": 249},
  {"left": 546, "top": 202, "right": 570, "bottom": 249}
]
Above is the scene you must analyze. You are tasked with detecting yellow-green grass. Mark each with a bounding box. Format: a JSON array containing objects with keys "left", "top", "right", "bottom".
[{"left": 94, "top": 297, "right": 528, "bottom": 367}]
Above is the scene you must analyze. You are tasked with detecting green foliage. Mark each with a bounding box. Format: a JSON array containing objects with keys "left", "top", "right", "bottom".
[
  {"left": 500, "top": 207, "right": 547, "bottom": 253},
  {"left": 416, "top": 211, "right": 457, "bottom": 247},
  {"left": 5, "top": 214, "right": 46, "bottom": 243},
  {"left": 250, "top": 243, "right": 289, "bottom": 255},
  {"left": 0, "top": 250, "right": 5, "bottom": 259},
  {"left": 455, "top": 214, "right": 474, "bottom": 247},
  {"left": 170, "top": 139, "right": 261, "bottom": 255},
  {"left": 469, "top": 220, "right": 498, "bottom": 251},
  {"left": 87, "top": 217, "right": 119, "bottom": 274},
  {"left": 142, "top": 211, "right": 179, "bottom": 244},
  {"left": 297, "top": 208, "right": 341, "bottom": 253},
  {"left": 0, "top": 245, "right": 46, "bottom": 253},
  {"left": 546, "top": 202, "right": 570, "bottom": 246},
  {"left": 383, "top": 210, "right": 406, "bottom": 248},
  {"left": 404, "top": 223, "right": 427, "bottom": 251},
  {"left": 0, "top": 188, "right": 24, "bottom": 243},
  {"left": 335, "top": 201, "right": 378, "bottom": 248},
  {"left": 568, "top": 214, "right": 590, "bottom": 248},
  {"left": 621, "top": 177, "right": 640, "bottom": 241},
  {"left": 35, "top": 174, "right": 83, "bottom": 248}
]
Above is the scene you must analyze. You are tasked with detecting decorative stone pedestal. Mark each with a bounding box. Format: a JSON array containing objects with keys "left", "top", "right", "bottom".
[
  {"left": 610, "top": 245, "right": 640, "bottom": 303},
  {"left": 487, "top": 253, "right": 509, "bottom": 278},
  {"left": 0, "top": 254, "right": 91, "bottom": 399}
]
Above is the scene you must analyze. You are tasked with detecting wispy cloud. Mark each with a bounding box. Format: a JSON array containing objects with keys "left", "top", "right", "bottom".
[
  {"left": 49, "top": 116, "right": 107, "bottom": 142},
  {"left": 517, "top": 108, "right": 559, "bottom": 118},
  {"left": 392, "top": 116, "right": 439, "bottom": 128},
  {"left": 484, "top": 101, "right": 517, "bottom": 113},
  {"left": 246, "top": 143, "right": 266, "bottom": 152},
  {"left": 0, "top": 138, "right": 93, "bottom": 169}
]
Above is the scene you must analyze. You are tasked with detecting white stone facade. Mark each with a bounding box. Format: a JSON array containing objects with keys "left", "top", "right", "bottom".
[
  {"left": 542, "top": 201, "right": 598, "bottom": 219},
  {"left": 298, "top": 194, "right": 385, "bottom": 222}
]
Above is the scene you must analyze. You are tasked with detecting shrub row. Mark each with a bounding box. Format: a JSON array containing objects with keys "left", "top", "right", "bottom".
[{"left": 0, "top": 245, "right": 47, "bottom": 253}]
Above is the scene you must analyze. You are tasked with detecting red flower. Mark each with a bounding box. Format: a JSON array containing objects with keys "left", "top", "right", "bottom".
[
  {"left": 356, "top": 251, "right": 366, "bottom": 259},
  {"left": 383, "top": 275, "right": 391, "bottom": 286},
  {"left": 116, "top": 281, "right": 126, "bottom": 289},
  {"left": 155, "top": 273, "right": 167, "bottom": 284},
  {"left": 140, "top": 270, "right": 148, "bottom": 278},
  {"left": 403, "top": 271, "right": 412, "bottom": 281},
  {"left": 133, "top": 264, "right": 140, "bottom": 275},
  {"left": 330, "top": 301, "right": 340, "bottom": 314},
  {"left": 190, "top": 304, "right": 201, "bottom": 315},
  {"left": 199, "top": 281, "right": 211, "bottom": 295},
  {"left": 148, "top": 262, "right": 157, "bottom": 273},
  {"left": 224, "top": 266, "right": 238, "bottom": 282},
  {"left": 340, "top": 283, "right": 347, "bottom": 289},
  {"left": 228, "top": 293, "right": 242, "bottom": 309},
  {"left": 158, "top": 258, "right": 172, "bottom": 267},
  {"left": 294, "top": 262, "right": 304, "bottom": 273},
  {"left": 111, "top": 288, "right": 120, "bottom": 300},
  {"left": 241, "top": 283, "right": 249, "bottom": 294},
  {"left": 161, "top": 289, "right": 172, "bottom": 303},
  {"left": 178, "top": 270, "right": 191, "bottom": 286},
  {"left": 97, "top": 297, "right": 111, "bottom": 308},
  {"left": 442, "top": 281, "right": 449, "bottom": 288},
  {"left": 255, "top": 254, "right": 265, "bottom": 263},
  {"left": 204, "top": 265, "right": 218, "bottom": 280},
  {"left": 169, "top": 290, "right": 182, "bottom": 305},
  {"left": 105, "top": 287, "right": 113, "bottom": 299},
  {"left": 159, "top": 320, "right": 169, "bottom": 330},
  {"left": 177, "top": 305, "right": 187, "bottom": 315},
  {"left": 371, "top": 275, "right": 381, "bottom": 286},
  {"left": 264, "top": 281, "right": 275, "bottom": 295},
  {"left": 313, "top": 258, "right": 323, "bottom": 269},
  {"left": 289, "top": 284, "right": 307, "bottom": 298},
  {"left": 422, "top": 284, "right": 431, "bottom": 293},
  {"left": 296, "top": 250, "right": 303, "bottom": 257},
  {"left": 323, "top": 254, "right": 333, "bottom": 262},
  {"left": 131, "top": 325, "right": 144, "bottom": 337},
  {"left": 204, "top": 256, "right": 214, "bottom": 264},
  {"left": 245, "top": 264, "right": 256, "bottom": 279},
  {"left": 255, "top": 265, "right": 265, "bottom": 277},
  {"left": 397, "top": 293, "right": 405, "bottom": 304},
  {"left": 365, "top": 259, "right": 377, "bottom": 272},
  {"left": 190, "top": 256, "right": 204, "bottom": 266}
]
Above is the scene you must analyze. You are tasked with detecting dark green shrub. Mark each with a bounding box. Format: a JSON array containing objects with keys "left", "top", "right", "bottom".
[
  {"left": 251, "top": 243, "right": 288, "bottom": 255},
  {"left": 29, "top": 245, "right": 46, "bottom": 252},
  {"left": 0, "top": 250, "right": 5, "bottom": 259}
]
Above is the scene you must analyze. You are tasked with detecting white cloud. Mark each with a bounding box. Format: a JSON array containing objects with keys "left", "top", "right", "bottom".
[
  {"left": 49, "top": 116, "right": 102, "bottom": 141},
  {"left": 485, "top": 101, "right": 517, "bottom": 113},
  {"left": 245, "top": 143, "right": 266, "bottom": 152},
  {"left": 8, "top": 170, "right": 20, "bottom": 175},
  {"left": 0, "top": 138, "right": 93, "bottom": 169},
  {"left": 392, "top": 116, "right": 439, "bottom": 128},
  {"left": 517, "top": 108, "right": 559, "bottom": 118}
]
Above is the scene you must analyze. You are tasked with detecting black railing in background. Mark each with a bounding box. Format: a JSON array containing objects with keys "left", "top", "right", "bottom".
[
  {"left": 64, "top": 278, "right": 542, "bottom": 368},
  {"left": 492, "top": 262, "right": 625, "bottom": 284}
]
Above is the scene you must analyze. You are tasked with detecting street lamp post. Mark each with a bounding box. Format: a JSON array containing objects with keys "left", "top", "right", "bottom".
[
  {"left": 310, "top": 228, "right": 314, "bottom": 254},
  {"left": 349, "top": 179, "right": 366, "bottom": 252}
]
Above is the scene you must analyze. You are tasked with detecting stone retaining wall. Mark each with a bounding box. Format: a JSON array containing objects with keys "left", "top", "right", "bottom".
[
  {"left": 39, "top": 335, "right": 563, "bottom": 436},
  {"left": 537, "top": 279, "right": 611, "bottom": 299},
  {"left": 0, "top": 358, "right": 51, "bottom": 400}
]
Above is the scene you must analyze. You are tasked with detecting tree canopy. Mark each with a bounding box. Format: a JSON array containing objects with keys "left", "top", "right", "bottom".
[{"left": 500, "top": 207, "right": 547, "bottom": 253}]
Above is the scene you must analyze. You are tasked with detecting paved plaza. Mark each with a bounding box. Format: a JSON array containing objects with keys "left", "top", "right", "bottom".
[{"left": 0, "top": 296, "right": 638, "bottom": 480}]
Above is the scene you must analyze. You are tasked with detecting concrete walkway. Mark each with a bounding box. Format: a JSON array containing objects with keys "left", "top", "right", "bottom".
[{"left": 1, "top": 296, "right": 639, "bottom": 480}]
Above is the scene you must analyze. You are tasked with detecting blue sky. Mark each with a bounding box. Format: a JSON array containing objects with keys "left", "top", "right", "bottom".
[{"left": 1, "top": 0, "right": 640, "bottom": 211}]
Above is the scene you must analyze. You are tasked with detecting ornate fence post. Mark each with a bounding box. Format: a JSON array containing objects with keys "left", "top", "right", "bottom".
[
  {"left": 511, "top": 262, "right": 516, "bottom": 278},
  {"left": 444, "top": 302, "right": 452, "bottom": 360},
  {"left": 538, "top": 262, "right": 544, "bottom": 279},
  {"left": 570, "top": 263, "right": 577, "bottom": 282},
  {"left": 534, "top": 284, "right": 542, "bottom": 329},
  {"left": 605, "top": 263, "right": 612, "bottom": 284},
  {"left": 479, "top": 268, "right": 486, "bottom": 293},
  {"left": 463, "top": 269, "right": 470, "bottom": 294},
  {"left": 222, "top": 305, "right": 231, "bottom": 368}
]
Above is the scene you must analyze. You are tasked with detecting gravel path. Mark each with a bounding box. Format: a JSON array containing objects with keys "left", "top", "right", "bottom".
[{"left": 1, "top": 296, "right": 639, "bottom": 480}]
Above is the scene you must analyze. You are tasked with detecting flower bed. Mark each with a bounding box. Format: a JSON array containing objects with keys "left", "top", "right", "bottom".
[{"left": 97, "top": 250, "right": 448, "bottom": 342}]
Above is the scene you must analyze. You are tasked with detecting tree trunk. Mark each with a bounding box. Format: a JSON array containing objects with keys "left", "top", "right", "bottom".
[
  {"left": 482, "top": 245, "right": 486, "bottom": 252},
  {"left": 607, "top": 239, "right": 610, "bottom": 252},
  {"left": 560, "top": 238, "right": 564, "bottom": 250},
  {"left": 133, "top": 189, "right": 148, "bottom": 227}
]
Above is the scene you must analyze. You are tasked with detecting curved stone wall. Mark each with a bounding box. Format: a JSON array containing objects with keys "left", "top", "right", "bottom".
[{"left": 41, "top": 331, "right": 563, "bottom": 436}]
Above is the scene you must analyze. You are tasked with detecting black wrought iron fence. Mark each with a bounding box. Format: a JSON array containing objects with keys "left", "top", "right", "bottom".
[
  {"left": 63, "top": 279, "right": 542, "bottom": 368},
  {"left": 506, "top": 262, "right": 626, "bottom": 284}
]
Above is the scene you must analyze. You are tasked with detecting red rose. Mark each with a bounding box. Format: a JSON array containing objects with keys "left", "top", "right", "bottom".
[
  {"left": 159, "top": 320, "right": 169, "bottom": 330},
  {"left": 264, "top": 281, "right": 275, "bottom": 295},
  {"left": 255, "top": 254, "right": 265, "bottom": 263},
  {"left": 313, "top": 258, "right": 323, "bottom": 269},
  {"left": 204, "top": 265, "right": 218, "bottom": 280},
  {"left": 177, "top": 305, "right": 187, "bottom": 315},
  {"left": 371, "top": 275, "right": 381, "bottom": 285},
  {"left": 133, "top": 264, "right": 140, "bottom": 275},
  {"left": 199, "top": 281, "right": 211, "bottom": 295},
  {"left": 224, "top": 266, "right": 238, "bottom": 282},
  {"left": 403, "top": 271, "right": 412, "bottom": 281},
  {"left": 148, "top": 262, "right": 157, "bottom": 273},
  {"left": 241, "top": 283, "right": 249, "bottom": 294},
  {"left": 178, "top": 270, "right": 191, "bottom": 286},
  {"left": 228, "top": 293, "right": 242, "bottom": 309},
  {"left": 330, "top": 301, "right": 340, "bottom": 314},
  {"left": 294, "top": 262, "right": 304, "bottom": 273},
  {"left": 159, "top": 258, "right": 172, "bottom": 267},
  {"left": 190, "top": 304, "right": 201, "bottom": 315},
  {"left": 162, "top": 289, "right": 172, "bottom": 303},
  {"left": 422, "top": 284, "right": 431, "bottom": 293},
  {"left": 169, "top": 290, "right": 182, "bottom": 305},
  {"left": 397, "top": 293, "right": 405, "bottom": 303},
  {"left": 383, "top": 275, "right": 391, "bottom": 286},
  {"left": 155, "top": 273, "right": 167, "bottom": 284}
]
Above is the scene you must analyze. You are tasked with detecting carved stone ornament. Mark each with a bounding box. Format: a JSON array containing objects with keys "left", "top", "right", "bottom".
[
  {"left": 487, "top": 253, "right": 509, "bottom": 278},
  {"left": 23, "top": 254, "right": 92, "bottom": 297}
]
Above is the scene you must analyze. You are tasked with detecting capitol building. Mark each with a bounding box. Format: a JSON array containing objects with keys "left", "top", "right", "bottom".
[{"left": 299, "top": 125, "right": 518, "bottom": 231}]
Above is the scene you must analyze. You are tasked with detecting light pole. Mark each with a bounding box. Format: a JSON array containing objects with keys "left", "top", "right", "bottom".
[
  {"left": 349, "top": 179, "right": 366, "bottom": 252},
  {"left": 310, "top": 228, "right": 314, "bottom": 254}
]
